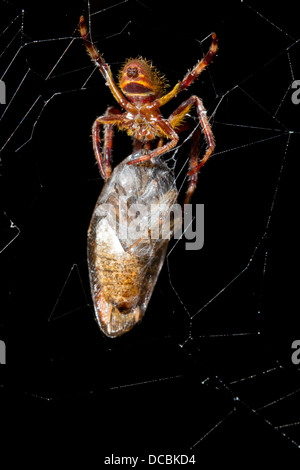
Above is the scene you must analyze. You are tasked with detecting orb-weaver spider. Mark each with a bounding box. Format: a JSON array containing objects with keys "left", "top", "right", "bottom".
[{"left": 79, "top": 16, "right": 218, "bottom": 204}]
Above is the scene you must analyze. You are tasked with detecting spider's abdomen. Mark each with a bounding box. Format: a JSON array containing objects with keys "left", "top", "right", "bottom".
[{"left": 118, "top": 57, "right": 168, "bottom": 104}]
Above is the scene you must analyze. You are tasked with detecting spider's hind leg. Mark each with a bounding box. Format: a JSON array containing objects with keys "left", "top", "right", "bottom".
[
  {"left": 92, "top": 106, "right": 122, "bottom": 180},
  {"left": 169, "top": 95, "right": 215, "bottom": 204},
  {"left": 184, "top": 126, "right": 201, "bottom": 205},
  {"left": 103, "top": 106, "right": 120, "bottom": 179}
]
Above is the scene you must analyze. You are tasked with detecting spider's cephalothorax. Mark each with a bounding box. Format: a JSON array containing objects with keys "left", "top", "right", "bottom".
[
  {"left": 79, "top": 15, "right": 218, "bottom": 200},
  {"left": 118, "top": 57, "right": 168, "bottom": 104}
]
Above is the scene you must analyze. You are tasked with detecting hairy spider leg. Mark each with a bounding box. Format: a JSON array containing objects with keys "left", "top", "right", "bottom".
[
  {"left": 79, "top": 16, "right": 134, "bottom": 112},
  {"left": 153, "top": 33, "right": 218, "bottom": 108},
  {"left": 185, "top": 126, "right": 201, "bottom": 204},
  {"left": 92, "top": 109, "right": 123, "bottom": 180},
  {"left": 169, "top": 94, "right": 215, "bottom": 176},
  {"left": 186, "top": 96, "right": 215, "bottom": 175},
  {"left": 102, "top": 106, "right": 121, "bottom": 180},
  {"left": 168, "top": 96, "right": 212, "bottom": 204}
]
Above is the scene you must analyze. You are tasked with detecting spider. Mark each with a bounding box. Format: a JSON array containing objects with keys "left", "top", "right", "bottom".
[{"left": 79, "top": 16, "right": 218, "bottom": 204}]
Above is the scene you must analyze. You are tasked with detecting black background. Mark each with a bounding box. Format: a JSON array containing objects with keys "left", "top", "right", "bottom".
[{"left": 1, "top": 0, "right": 300, "bottom": 463}]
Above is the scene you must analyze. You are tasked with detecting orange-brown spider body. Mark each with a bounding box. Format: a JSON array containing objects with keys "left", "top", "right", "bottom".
[
  {"left": 79, "top": 16, "right": 218, "bottom": 337},
  {"left": 79, "top": 16, "right": 217, "bottom": 186}
]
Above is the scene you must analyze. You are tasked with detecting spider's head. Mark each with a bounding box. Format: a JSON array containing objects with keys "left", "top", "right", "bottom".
[{"left": 118, "top": 57, "right": 168, "bottom": 104}]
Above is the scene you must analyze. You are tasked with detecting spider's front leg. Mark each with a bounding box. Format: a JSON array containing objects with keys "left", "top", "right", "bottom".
[
  {"left": 152, "top": 33, "right": 218, "bottom": 109},
  {"left": 79, "top": 16, "right": 133, "bottom": 112},
  {"left": 92, "top": 107, "right": 123, "bottom": 180}
]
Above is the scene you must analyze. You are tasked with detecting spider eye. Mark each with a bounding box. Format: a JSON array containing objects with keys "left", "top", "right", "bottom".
[{"left": 126, "top": 66, "right": 139, "bottom": 79}]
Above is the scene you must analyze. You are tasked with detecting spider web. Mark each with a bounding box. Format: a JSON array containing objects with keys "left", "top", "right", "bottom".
[{"left": 1, "top": 0, "right": 300, "bottom": 460}]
